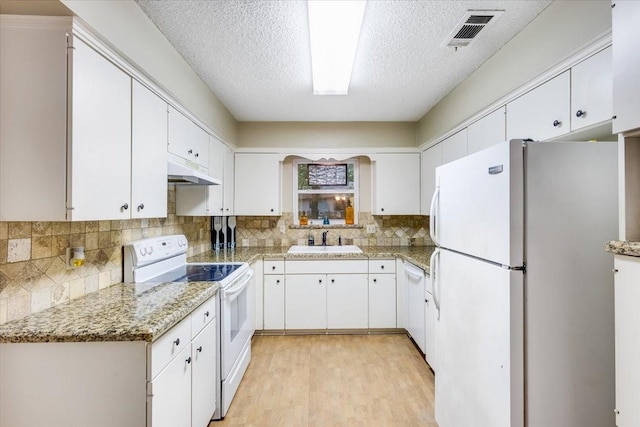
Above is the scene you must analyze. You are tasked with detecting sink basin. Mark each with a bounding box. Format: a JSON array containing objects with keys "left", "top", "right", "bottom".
[{"left": 287, "top": 245, "right": 363, "bottom": 254}]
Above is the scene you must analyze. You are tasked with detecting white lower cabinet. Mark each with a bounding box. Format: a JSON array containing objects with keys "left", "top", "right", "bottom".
[
  {"left": 369, "top": 274, "right": 396, "bottom": 328},
  {"left": 327, "top": 274, "right": 368, "bottom": 329},
  {"left": 614, "top": 255, "right": 640, "bottom": 427},
  {"left": 285, "top": 274, "right": 327, "bottom": 329},
  {"left": 151, "top": 295, "right": 217, "bottom": 427},
  {"left": 263, "top": 274, "right": 285, "bottom": 330}
]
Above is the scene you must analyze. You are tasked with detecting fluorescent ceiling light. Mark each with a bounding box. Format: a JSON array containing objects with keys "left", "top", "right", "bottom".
[{"left": 308, "top": 0, "right": 367, "bottom": 95}]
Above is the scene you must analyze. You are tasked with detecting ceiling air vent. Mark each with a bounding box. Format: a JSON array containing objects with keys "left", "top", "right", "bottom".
[{"left": 445, "top": 10, "right": 504, "bottom": 48}]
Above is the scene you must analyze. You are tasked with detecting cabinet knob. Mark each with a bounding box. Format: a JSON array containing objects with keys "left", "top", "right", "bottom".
[
  {"left": 276, "top": 279, "right": 280, "bottom": 284},
  {"left": 204, "top": 310, "right": 210, "bottom": 317},
  {"left": 381, "top": 265, "right": 385, "bottom": 270},
  {"left": 197, "top": 346, "right": 203, "bottom": 353},
  {"left": 121, "top": 203, "right": 129, "bottom": 211},
  {"left": 331, "top": 279, "right": 335, "bottom": 283},
  {"left": 614, "top": 409, "right": 620, "bottom": 415},
  {"left": 272, "top": 266, "right": 276, "bottom": 270},
  {"left": 270, "top": 208, "right": 274, "bottom": 212},
  {"left": 381, "top": 208, "right": 385, "bottom": 212},
  {"left": 373, "top": 278, "right": 377, "bottom": 283},
  {"left": 137, "top": 203, "right": 144, "bottom": 211},
  {"left": 612, "top": 268, "right": 619, "bottom": 273},
  {"left": 195, "top": 153, "right": 199, "bottom": 158},
  {"left": 553, "top": 120, "right": 561, "bottom": 127},
  {"left": 188, "top": 149, "right": 193, "bottom": 154},
  {"left": 319, "top": 279, "right": 323, "bottom": 284},
  {"left": 576, "top": 109, "right": 586, "bottom": 118},
  {"left": 173, "top": 338, "right": 180, "bottom": 346},
  {"left": 186, "top": 356, "right": 192, "bottom": 364}
]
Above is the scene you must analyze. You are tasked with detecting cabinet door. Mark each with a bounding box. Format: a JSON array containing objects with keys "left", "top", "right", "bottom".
[
  {"left": 70, "top": 37, "right": 132, "bottom": 221},
  {"left": 571, "top": 46, "right": 613, "bottom": 131},
  {"left": 506, "top": 71, "right": 570, "bottom": 142},
  {"left": 168, "top": 106, "right": 209, "bottom": 170},
  {"left": 372, "top": 153, "right": 420, "bottom": 215},
  {"left": 151, "top": 345, "right": 191, "bottom": 427},
  {"left": 614, "top": 255, "right": 640, "bottom": 427},
  {"left": 207, "top": 136, "right": 225, "bottom": 214},
  {"left": 192, "top": 321, "right": 217, "bottom": 427},
  {"left": 131, "top": 80, "right": 168, "bottom": 219},
  {"left": 234, "top": 153, "right": 281, "bottom": 215},
  {"left": 263, "top": 275, "right": 285, "bottom": 330},
  {"left": 612, "top": 1, "right": 640, "bottom": 134},
  {"left": 441, "top": 128, "right": 468, "bottom": 165},
  {"left": 369, "top": 274, "right": 396, "bottom": 328},
  {"left": 223, "top": 144, "right": 235, "bottom": 215},
  {"left": 467, "top": 106, "right": 506, "bottom": 155},
  {"left": 285, "top": 274, "right": 326, "bottom": 330},
  {"left": 327, "top": 274, "right": 368, "bottom": 329},
  {"left": 421, "top": 144, "right": 443, "bottom": 215},
  {"left": 424, "top": 287, "right": 436, "bottom": 370}
]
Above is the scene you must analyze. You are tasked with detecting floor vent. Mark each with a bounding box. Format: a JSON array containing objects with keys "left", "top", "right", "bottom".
[{"left": 445, "top": 10, "right": 504, "bottom": 47}]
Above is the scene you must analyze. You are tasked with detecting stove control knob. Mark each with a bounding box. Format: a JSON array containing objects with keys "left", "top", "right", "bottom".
[
  {"left": 147, "top": 246, "right": 154, "bottom": 255},
  {"left": 139, "top": 247, "right": 147, "bottom": 256}
]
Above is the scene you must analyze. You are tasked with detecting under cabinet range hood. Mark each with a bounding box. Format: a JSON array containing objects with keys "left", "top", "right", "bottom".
[{"left": 168, "top": 160, "right": 221, "bottom": 185}]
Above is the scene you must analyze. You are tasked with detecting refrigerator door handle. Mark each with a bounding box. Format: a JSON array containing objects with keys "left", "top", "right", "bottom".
[
  {"left": 430, "top": 248, "right": 441, "bottom": 320},
  {"left": 429, "top": 186, "right": 440, "bottom": 246}
]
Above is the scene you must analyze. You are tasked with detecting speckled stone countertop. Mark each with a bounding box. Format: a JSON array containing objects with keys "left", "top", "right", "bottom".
[
  {"left": 188, "top": 246, "right": 436, "bottom": 274},
  {"left": 0, "top": 246, "right": 435, "bottom": 344},
  {"left": 605, "top": 241, "right": 640, "bottom": 257},
  {"left": 0, "top": 280, "right": 219, "bottom": 344}
]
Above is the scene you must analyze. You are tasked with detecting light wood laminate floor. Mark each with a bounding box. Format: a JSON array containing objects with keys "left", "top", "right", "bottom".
[{"left": 212, "top": 334, "right": 436, "bottom": 427}]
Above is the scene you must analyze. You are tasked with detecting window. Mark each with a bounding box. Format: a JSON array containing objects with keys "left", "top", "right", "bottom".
[{"left": 293, "top": 159, "right": 358, "bottom": 225}]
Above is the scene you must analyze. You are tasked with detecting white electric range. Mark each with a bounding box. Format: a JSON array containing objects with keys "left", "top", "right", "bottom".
[{"left": 124, "top": 234, "right": 255, "bottom": 421}]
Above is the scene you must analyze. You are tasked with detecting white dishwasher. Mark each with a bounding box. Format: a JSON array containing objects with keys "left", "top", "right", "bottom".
[{"left": 403, "top": 261, "right": 426, "bottom": 354}]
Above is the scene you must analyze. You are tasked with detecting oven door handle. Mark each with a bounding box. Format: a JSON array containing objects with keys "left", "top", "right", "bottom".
[{"left": 223, "top": 269, "right": 254, "bottom": 300}]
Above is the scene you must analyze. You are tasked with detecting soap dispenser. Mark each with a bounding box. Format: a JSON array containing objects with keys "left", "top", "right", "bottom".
[{"left": 308, "top": 232, "right": 315, "bottom": 246}]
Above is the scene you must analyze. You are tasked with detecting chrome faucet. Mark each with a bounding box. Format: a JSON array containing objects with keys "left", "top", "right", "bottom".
[{"left": 322, "top": 230, "right": 329, "bottom": 246}]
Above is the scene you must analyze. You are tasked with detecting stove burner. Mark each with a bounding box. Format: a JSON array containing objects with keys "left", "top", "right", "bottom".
[{"left": 150, "top": 263, "right": 244, "bottom": 284}]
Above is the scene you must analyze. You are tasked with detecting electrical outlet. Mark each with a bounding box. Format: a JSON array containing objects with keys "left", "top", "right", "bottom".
[
  {"left": 366, "top": 224, "right": 376, "bottom": 234},
  {"left": 279, "top": 225, "right": 285, "bottom": 233}
]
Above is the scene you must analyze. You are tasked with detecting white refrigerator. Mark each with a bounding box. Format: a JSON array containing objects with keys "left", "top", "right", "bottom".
[{"left": 429, "top": 139, "right": 617, "bottom": 427}]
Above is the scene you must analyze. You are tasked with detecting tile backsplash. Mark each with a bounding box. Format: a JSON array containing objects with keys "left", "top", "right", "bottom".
[
  {"left": 235, "top": 212, "right": 432, "bottom": 248},
  {"left": 0, "top": 186, "right": 211, "bottom": 325}
]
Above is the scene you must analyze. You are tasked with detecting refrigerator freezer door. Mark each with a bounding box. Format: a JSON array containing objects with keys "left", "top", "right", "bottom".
[
  {"left": 435, "top": 249, "right": 523, "bottom": 427},
  {"left": 434, "top": 140, "right": 523, "bottom": 267}
]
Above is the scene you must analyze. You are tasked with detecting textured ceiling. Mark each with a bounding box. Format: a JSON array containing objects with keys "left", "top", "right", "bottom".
[{"left": 135, "top": 0, "right": 552, "bottom": 122}]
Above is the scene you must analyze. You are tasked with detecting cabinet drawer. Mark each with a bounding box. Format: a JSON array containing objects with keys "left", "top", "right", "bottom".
[
  {"left": 151, "top": 315, "right": 191, "bottom": 379},
  {"left": 264, "top": 259, "right": 284, "bottom": 274},
  {"left": 191, "top": 296, "right": 216, "bottom": 339},
  {"left": 286, "top": 259, "right": 368, "bottom": 274},
  {"left": 369, "top": 259, "right": 396, "bottom": 274}
]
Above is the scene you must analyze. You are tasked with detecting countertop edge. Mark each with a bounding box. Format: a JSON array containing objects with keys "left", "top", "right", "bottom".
[{"left": 605, "top": 240, "right": 640, "bottom": 258}]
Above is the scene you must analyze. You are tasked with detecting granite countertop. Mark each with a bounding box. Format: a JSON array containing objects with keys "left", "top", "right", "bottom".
[
  {"left": 0, "top": 246, "right": 435, "bottom": 344},
  {"left": 605, "top": 240, "right": 640, "bottom": 257}
]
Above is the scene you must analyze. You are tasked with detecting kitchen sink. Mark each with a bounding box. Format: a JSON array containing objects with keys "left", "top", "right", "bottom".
[{"left": 287, "top": 245, "right": 363, "bottom": 254}]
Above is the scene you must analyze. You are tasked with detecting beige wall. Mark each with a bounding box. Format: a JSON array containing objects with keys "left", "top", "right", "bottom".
[
  {"left": 238, "top": 122, "right": 417, "bottom": 148},
  {"left": 417, "top": 0, "right": 612, "bottom": 146},
  {"left": 58, "top": 0, "right": 238, "bottom": 145}
]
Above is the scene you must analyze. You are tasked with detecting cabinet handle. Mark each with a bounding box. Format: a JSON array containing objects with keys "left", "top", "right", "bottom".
[
  {"left": 121, "top": 203, "right": 129, "bottom": 211},
  {"left": 270, "top": 208, "right": 274, "bottom": 212},
  {"left": 612, "top": 268, "right": 619, "bottom": 273},
  {"left": 197, "top": 346, "right": 203, "bottom": 353},
  {"left": 272, "top": 266, "right": 276, "bottom": 270},
  {"left": 614, "top": 409, "right": 620, "bottom": 415},
  {"left": 331, "top": 279, "right": 335, "bottom": 283},
  {"left": 373, "top": 278, "right": 377, "bottom": 283},
  {"left": 381, "top": 208, "right": 385, "bottom": 212},
  {"left": 188, "top": 149, "right": 193, "bottom": 154},
  {"left": 195, "top": 153, "right": 199, "bottom": 158},
  {"left": 553, "top": 120, "right": 561, "bottom": 127},
  {"left": 173, "top": 338, "right": 180, "bottom": 346},
  {"left": 576, "top": 109, "right": 585, "bottom": 118},
  {"left": 137, "top": 203, "right": 144, "bottom": 211},
  {"left": 186, "top": 356, "right": 192, "bottom": 364},
  {"left": 276, "top": 279, "right": 280, "bottom": 284},
  {"left": 381, "top": 265, "right": 385, "bottom": 270},
  {"left": 205, "top": 311, "right": 210, "bottom": 317},
  {"left": 319, "top": 279, "right": 322, "bottom": 284}
]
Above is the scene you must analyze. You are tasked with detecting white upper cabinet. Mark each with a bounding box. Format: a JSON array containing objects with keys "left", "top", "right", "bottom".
[
  {"left": 441, "top": 128, "right": 468, "bottom": 164},
  {"left": 207, "top": 136, "right": 225, "bottom": 214},
  {"left": 507, "top": 70, "right": 571, "bottom": 142},
  {"left": 571, "top": 46, "right": 613, "bottom": 131},
  {"left": 612, "top": 1, "right": 640, "bottom": 134},
  {"left": 168, "top": 105, "right": 209, "bottom": 171},
  {"left": 223, "top": 145, "right": 235, "bottom": 215},
  {"left": 234, "top": 153, "right": 281, "bottom": 215},
  {"left": 467, "top": 106, "right": 506, "bottom": 155},
  {"left": 372, "top": 153, "right": 420, "bottom": 215},
  {"left": 131, "top": 81, "right": 168, "bottom": 219},
  {"left": 420, "top": 144, "right": 443, "bottom": 215}
]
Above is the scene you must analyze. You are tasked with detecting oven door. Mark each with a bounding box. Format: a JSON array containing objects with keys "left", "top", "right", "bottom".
[{"left": 220, "top": 268, "right": 255, "bottom": 379}]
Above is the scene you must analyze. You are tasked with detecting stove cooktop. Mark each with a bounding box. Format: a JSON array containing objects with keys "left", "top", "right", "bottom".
[{"left": 151, "top": 263, "right": 244, "bottom": 283}]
